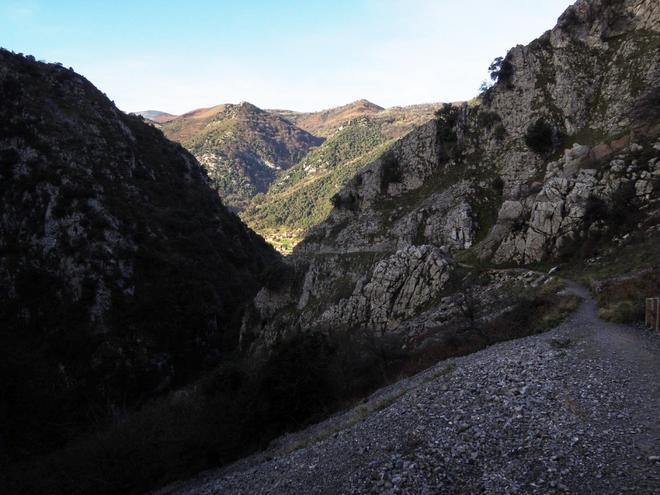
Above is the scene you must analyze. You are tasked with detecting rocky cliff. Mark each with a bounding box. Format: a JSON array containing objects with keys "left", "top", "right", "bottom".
[
  {"left": 242, "top": 0, "right": 659, "bottom": 354},
  {"left": 0, "top": 49, "right": 280, "bottom": 460}
]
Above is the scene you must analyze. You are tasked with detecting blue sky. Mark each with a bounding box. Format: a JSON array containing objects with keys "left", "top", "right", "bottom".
[{"left": 1, "top": 0, "right": 573, "bottom": 114}]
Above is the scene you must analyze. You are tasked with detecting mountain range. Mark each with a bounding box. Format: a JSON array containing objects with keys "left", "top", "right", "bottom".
[
  {"left": 144, "top": 99, "right": 445, "bottom": 249},
  {"left": 249, "top": 0, "right": 660, "bottom": 351},
  {"left": 243, "top": 102, "right": 445, "bottom": 251}
]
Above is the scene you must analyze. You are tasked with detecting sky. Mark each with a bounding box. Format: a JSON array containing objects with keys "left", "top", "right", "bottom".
[{"left": 1, "top": 0, "right": 574, "bottom": 114}]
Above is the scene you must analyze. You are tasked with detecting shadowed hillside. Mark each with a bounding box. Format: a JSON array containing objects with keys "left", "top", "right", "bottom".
[{"left": 0, "top": 49, "right": 280, "bottom": 464}]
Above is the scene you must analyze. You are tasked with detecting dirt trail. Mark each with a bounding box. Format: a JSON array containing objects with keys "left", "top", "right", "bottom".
[{"left": 563, "top": 282, "right": 659, "bottom": 468}]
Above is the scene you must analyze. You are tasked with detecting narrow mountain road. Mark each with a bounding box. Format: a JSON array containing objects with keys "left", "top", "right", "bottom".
[{"left": 154, "top": 282, "right": 660, "bottom": 495}]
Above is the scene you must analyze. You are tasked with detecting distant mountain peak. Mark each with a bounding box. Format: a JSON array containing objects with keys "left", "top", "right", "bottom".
[
  {"left": 350, "top": 99, "right": 384, "bottom": 110},
  {"left": 237, "top": 101, "right": 260, "bottom": 110},
  {"left": 269, "top": 99, "right": 387, "bottom": 138},
  {"left": 178, "top": 103, "right": 227, "bottom": 120},
  {"left": 175, "top": 101, "right": 267, "bottom": 121}
]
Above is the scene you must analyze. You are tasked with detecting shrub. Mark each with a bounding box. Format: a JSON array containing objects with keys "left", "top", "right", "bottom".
[
  {"left": 477, "top": 110, "right": 501, "bottom": 129},
  {"left": 609, "top": 182, "right": 638, "bottom": 227},
  {"left": 594, "top": 266, "right": 660, "bottom": 321},
  {"left": 435, "top": 103, "right": 461, "bottom": 159},
  {"left": 246, "top": 333, "right": 337, "bottom": 437},
  {"left": 489, "top": 55, "right": 514, "bottom": 88},
  {"left": 380, "top": 152, "right": 402, "bottom": 192},
  {"left": 492, "top": 176, "right": 504, "bottom": 194},
  {"left": 330, "top": 191, "right": 359, "bottom": 211},
  {"left": 583, "top": 195, "right": 609, "bottom": 225},
  {"left": 558, "top": 5, "right": 580, "bottom": 28},
  {"left": 541, "top": 295, "right": 581, "bottom": 329},
  {"left": 479, "top": 80, "right": 492, "bottom": 94},
  {"left": 435, "top": 103, "right": 459, "bottom": 130},
  {"left": 524, "top": 118, "right": 555, "bottom": 154},
  {"left": 582, "top": 183, "right": 639, "bottom": 243},
  {"left": 0, "top": 149, "right": 18, "bottom": 180},
  {"left": 493, "top": 124, "right": 506, "bottom": 142},
  {"left": 598, "top": 300, "right": 642, "bottom": 323}
]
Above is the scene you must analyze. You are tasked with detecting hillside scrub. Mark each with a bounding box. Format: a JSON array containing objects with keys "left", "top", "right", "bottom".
[
  {"left": 159, "top": 103, "right": 323, "bottom": 210},
  {"left": 241, "top": 122, "right": 393, "bottom": 250},
  {"left": 241, "top": 105, "right": 443, "bottom": 252}
]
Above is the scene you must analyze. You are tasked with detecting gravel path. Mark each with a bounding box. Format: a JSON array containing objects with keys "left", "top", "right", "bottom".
[{"left": 154, "top": 283, "right": 660, "bottom": 494}]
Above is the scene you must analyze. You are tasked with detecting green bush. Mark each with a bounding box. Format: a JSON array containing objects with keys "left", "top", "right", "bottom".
[
  {"left": 435, "top": 103, "right": 459, "bottom": 141},
  {"left": 598, "top": 300, "right": 642, "bottom": 323},
  {"left": 380, "top": 151, "right": 402, "bottom": 192},
  {"left": 477, "top": 110, "right": 501, "bottom": 129},
  {"left": 493, "top": 124, "right": 506, "bottom": 142},
  {"left": 524, "top": 118, "right": 555, "bottom": 154},
  {"left": 435, "top": 103, "right": 461, "bottom": 160},
  {"left": 330, "top": 191, "right": 359, "bottom": 211},
  {"left": 488, "top": 55, "right": 515, "bottom": 88}
]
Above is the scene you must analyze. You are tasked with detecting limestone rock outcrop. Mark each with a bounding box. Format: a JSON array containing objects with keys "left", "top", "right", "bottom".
[{"left": 318, "top": 245, "right": 453, "bottom": 331}]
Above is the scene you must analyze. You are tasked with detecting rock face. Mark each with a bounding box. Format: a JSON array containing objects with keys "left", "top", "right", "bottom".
[
  {"left": 0, "top": 50, "right": 280, "bottom": 459},
  {"left": 159, "top": 102, "right": 323, "bottom": 210},
  {"left": 318, "top": 245, "right": 453, "bottom": 331},
  {"left": 483, "top": 144, "right": 659, "bottom": 263},
  {"left": 242, "top": 0, "right": 659, "bottom": 353}
]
